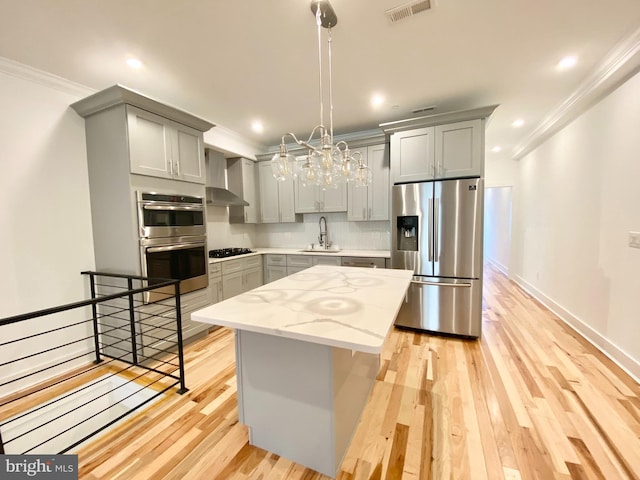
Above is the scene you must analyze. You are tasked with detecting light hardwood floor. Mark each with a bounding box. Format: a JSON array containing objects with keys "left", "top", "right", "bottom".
[{"left": 72, "top": 265, "right": 640, "bottom": 479}]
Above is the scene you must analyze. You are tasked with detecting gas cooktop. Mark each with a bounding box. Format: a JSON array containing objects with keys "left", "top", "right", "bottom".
[{"left": 208, "top": 248, "right": 255, "bottom": 258}]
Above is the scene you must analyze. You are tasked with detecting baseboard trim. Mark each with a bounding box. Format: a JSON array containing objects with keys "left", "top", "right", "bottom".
[
  {"left": 487, "top": 258, "right": 509, "bottom": 277},
  {"left": 513, "top": 275, "right": 640, "bottom": 383}
]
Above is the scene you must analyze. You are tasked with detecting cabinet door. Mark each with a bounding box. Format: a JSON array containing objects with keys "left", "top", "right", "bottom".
[
  {"left": 243, "top": 159, "right": 258, "bottom": 223},
  {"left": 294, "top": 182, "right": 319, "bottom": 213},
  {"left": 173, "top": 123, "right": 205, "bottom": 184},
  {"left": 244, "top": 266, "right": 263, "bottom": 291},
  {"left": 320, "top": 183, "right": 347, "bottom": 212},
  {"left": 222, "top": 271, "right": 244, "bottom": 300},
  {"left": 368, "top": 144, "right": 390, "bottom": 221},
  {"left": 312, "top": 256, "right": 342, "bottom": 266},
  {"left": 127, "top": 106, "right": 172, "bottom": 179},
  {"left": 265, "top": 265, "right": 288, "bottom": 284},
  {"left": 390, "top": 127, "right": 435, "bottom": 184},
  {"left": 278, "top": 179, "right": 298, "bottom": 222},
  {"left": 258, "top": 162, "right": 280, "bottom": 223},
  {"left": 435, "top": 119, "right": 482, "bottom": 179},
  {"left": 210, "top": 277, "right": 223, "bottom": 304}
]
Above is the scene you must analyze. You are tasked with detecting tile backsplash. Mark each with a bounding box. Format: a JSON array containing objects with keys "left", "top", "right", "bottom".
[{"left": 206, "top": 208, "right": 390, "bottom": 251}]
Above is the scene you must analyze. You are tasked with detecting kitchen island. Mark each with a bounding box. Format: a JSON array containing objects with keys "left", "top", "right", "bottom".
[{"left": 192, "top": 265, "right": 413, "bottom": 477}]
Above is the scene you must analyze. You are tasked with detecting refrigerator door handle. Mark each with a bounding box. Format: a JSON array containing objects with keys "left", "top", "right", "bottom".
[
  {"left": 434, "top": 197, "right": 439, "bottom": 261},
  {"left": 428, "top": 198, "right": 433, "bottom": 261},
  {"left": 411, "top": 279, "right": 472, "bottom": 288}
]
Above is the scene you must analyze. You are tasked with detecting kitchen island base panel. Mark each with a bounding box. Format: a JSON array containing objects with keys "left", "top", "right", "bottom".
[{"left": 235, "top": 330, "right": 379, "bottom": 478}]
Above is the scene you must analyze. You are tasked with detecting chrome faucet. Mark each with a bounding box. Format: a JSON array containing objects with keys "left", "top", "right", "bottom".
[{"left": 318, "top": 216, "right": 330, "bottom": 249}]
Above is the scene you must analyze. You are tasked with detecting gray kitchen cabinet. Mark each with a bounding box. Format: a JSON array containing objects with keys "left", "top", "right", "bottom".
[
  {"left": 258, "top": 162, "right": 300, "bottom": 223},
  {"left": 264, "top": 254, "right": 288, "bottom": 284},
  {"left": 209, "top": 263, "right": 223, "bottom": 305},
  {"left": 221, "top": 256, "right": 264, "bottom": 299},
  {"left": 228, "top": 157, "right": 259, "bottom": 223},
  {"left": 434, "top": 120, "right": 482, "bottom": 179},
  {"left": 312, "top": 256, "right": 342, "bottom": 266},
  {"left": 347, "top": 144, "right": 389, "bottom": 221},
  {"left": 265, "top": 265, "right": 288, "bottom": 284},
  {"left": 127, "top": 105, "right": 206, "bottom": 184},
  {"left": 294, "top": 182, "right": 347, "bottom": 213},
  {"left": 390, "top": 119, "right": 482, "bottom": 183},
  {"left": 286, "top": 255, "right": 313, "bottom": 274}
]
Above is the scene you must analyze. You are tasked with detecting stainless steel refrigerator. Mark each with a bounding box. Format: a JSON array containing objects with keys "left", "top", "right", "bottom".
[{"left": 391, "top": 178, "right": 483, "bottom": 337}]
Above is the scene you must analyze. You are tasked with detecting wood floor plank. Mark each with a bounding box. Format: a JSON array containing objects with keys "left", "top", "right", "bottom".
[{"left": 7, "top": 264, "right": 635, "bottom": 480}]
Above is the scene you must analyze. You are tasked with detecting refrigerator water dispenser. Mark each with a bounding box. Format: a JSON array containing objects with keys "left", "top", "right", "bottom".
[{"left": 397, "top": 216, "right": 419, "bottom": 251}]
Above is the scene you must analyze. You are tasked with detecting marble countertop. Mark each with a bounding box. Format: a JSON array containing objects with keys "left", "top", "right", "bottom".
[
  {"left": 192, "top": 265, "right": 413, "bottom": 353},
  {"left": 209, "top": 248, "right": 390, "bottom": 264}
]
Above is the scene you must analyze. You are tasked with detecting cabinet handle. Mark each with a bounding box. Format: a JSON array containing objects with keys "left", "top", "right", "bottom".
[
  {"left": 368, "top": 207, "right": 372, "bottom": 219},
  {"left": 245, "top": 211, "right": 248, "bottom": 222},
  {"left": 168, "top": 158, "right": 174, "bottom": 176},
  {"left": 175, "top": 159, "right": 181, "bottom": 176},
  {"left": 362, "top": 207, "right": 366, "bottom": 219}
]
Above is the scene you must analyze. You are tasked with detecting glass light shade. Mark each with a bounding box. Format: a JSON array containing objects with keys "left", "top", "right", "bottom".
[
  {"left": 319, "top": 171, "right": 339, "bottom": 190},
  {"left": 298, "top": 158, "right": 318, "bottom": 187},
  {"left": 270, "top": 152, "right": 296, "bottom": 181},
  {"left": 353, "top": 164, "right": 372, "bottom": 187}
]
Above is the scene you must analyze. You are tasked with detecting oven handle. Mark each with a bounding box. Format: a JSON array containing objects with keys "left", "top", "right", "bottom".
[
  {"left": 142, "top": 204, "right": 204, "bottom": 212},
  {"left": 146, "top": 242, "right": 206, "bottom": 253}
]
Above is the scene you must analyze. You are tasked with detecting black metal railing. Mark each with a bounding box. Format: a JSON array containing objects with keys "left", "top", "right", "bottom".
[{"left": 0, "top": 271, "right": 189, "bottom": 455}]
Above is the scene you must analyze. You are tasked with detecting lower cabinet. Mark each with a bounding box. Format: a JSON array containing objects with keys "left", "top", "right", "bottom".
[
  {"left": 221, "top": 255, "right": 264, "bottom": 300},
  {"left": 140, "top": 286, "right": 212, "bottom": 359},
  {"left": 209, "top": 263, "right": 223, "bottom": 304},
  {"left": 286, "top": 255, "right": 313, "bottom": 274},
  {"left": 264, "top": 254, "right": 288, "bottom": 284}
]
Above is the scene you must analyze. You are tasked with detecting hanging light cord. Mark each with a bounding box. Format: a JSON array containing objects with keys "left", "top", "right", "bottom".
[
  {"left": 328, "top": 28, "right": 334, "bottom": 144},
  {"left": 316, "top": 7, "right": 324, "bottom": 135}
]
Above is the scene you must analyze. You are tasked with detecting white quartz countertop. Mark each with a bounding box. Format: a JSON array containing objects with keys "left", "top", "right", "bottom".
[
  {"left": 192, "top": 265, "right": 413, "bottom": 354},
  {"left": 208, "top": 248, "right": 390, "bottom": 264}
]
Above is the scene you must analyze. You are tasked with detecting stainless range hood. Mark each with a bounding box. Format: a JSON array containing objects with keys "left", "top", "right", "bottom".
[{"left": 205, "top": 149, "right": 249, "bottom": 207}]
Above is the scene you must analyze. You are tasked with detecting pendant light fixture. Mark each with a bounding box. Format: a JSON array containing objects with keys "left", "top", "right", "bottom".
[{"left": 270, "top": 0, "right": 372, "bottom": 190}]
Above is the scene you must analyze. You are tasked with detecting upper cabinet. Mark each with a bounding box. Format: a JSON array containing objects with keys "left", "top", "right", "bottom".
[
  {"left": 347, "top": 144, "right": 390, "bottom": 222},
  {"left": 294, "top": 182, "right": 347, "bottom": 213},
  {"left": 258, "top": 162, "right": 301, "bottom": 223},
  {"left": 390, "top": 119, "right": 482, "bottom": 183},
  {"left": 128, "top": 106, "right": 206, "bottom": 183},
  {"left": 71, "top": 85, "right": 213, "bottom": 185},
  {"left": 382, "top": 105, "right": 497, "bottom": 184},
  {"left": 227, "top": 157, "right": 259, "bottom": 223}
]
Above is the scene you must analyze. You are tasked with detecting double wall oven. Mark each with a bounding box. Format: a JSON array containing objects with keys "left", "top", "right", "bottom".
[{"left": 137, "top": 192, "right": 208, "bottom": 301}]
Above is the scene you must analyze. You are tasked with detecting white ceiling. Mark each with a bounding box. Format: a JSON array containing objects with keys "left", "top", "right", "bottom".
[{"left": 1, "top": 0, "right": 640, "bottom": 160}]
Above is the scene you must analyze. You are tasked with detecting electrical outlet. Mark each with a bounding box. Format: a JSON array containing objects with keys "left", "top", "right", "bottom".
[{"left": 629, "top": 232, "right": 640, "bottom": 249}]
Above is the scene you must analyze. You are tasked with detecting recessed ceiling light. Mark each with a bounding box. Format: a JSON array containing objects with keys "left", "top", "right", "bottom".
[
  {"left": 556, "top": 56, "right": 577, "bottom": 71},
  {"left": 251, "top": 121, "right": 264, "bottom": 134},
  {"left": 126, "top": 58, "right": 143, "bottom": 69},
  {"left": 491, "top": 146, "right": 502, "bottom": 152},
  {"left": 371, "top": 94, "right": 385, "bottom": 108},
  {"left": 512, "top": 119, "right": 525, "bottom": 128}
]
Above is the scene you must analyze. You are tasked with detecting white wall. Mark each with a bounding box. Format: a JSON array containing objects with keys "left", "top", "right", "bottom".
[
  {"left": 484, "top": 187, "right": 512, "bottom": 275},
  {"left": 513, "top": 69, "right": 640, "bottom": 378},
  {"left": 0, "top": 61, "right": 97, "bottom": 391}
]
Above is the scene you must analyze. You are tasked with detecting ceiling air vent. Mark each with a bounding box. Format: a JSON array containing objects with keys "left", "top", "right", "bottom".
[{"left": 385, "top": 0, "right": 431, "bottom": 23}]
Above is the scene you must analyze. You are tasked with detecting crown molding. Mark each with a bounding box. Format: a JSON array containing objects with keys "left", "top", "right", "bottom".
[
  {"left": 0, "top": 56, "right": 95, "bottom": 98},
  {"left": 512, "top": 26, "right": 640, "bottom": 160}
]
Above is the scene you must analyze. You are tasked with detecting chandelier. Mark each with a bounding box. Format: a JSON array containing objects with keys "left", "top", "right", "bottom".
[{"left": 271, "top": 0, "right": 372, "bottom": 190}]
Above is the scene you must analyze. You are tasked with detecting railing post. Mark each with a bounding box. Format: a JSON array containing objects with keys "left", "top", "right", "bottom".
[
  {"left": 88, "top": 272, "right": 102, "bottom": 364},
  {"left": 127, "top": 278, "right": 139, "bottom": 365},
  {"left": 174, "top": 282, "right": 188, "bottom": 394}
]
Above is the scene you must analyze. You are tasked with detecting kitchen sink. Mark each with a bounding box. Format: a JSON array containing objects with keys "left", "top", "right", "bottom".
[{"left": 299, "top": 249, "right": 342, "bottom": 254}]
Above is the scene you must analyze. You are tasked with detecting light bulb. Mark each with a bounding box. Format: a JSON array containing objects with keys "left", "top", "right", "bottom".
[
  {"left": 354, "top": 165, "right": 372, "bottom": 187},
  {"left": 270, "top": 151, "right": 296, "bottom": 181}
]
